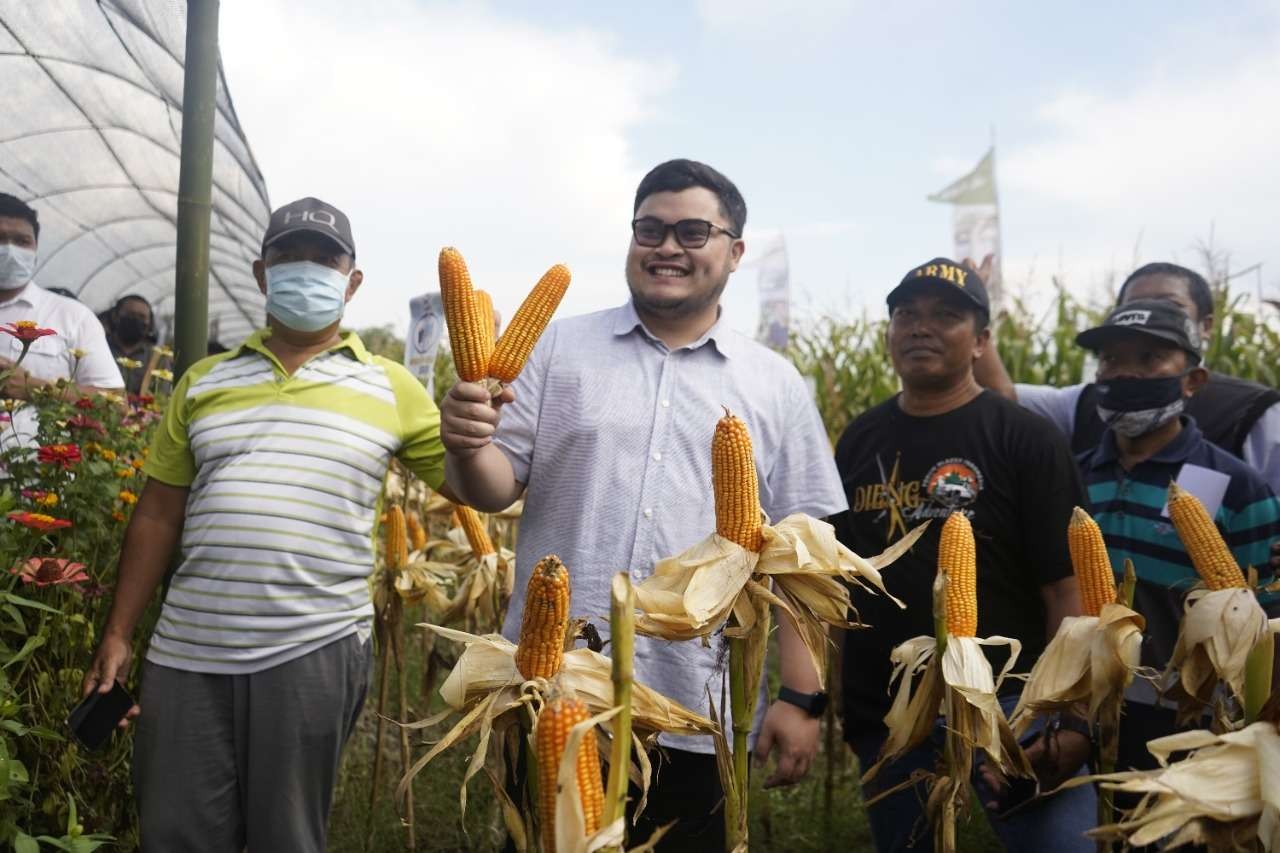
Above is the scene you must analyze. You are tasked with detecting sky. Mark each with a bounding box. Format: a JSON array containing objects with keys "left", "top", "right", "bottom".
[{"left": 219, "top": 1, "right": 1280, "bottom": 339}]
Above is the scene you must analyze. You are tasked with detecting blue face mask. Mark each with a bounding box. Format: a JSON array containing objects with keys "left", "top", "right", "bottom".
[{"left": 265, "top": 261, "right": 351, "bottom": 332}]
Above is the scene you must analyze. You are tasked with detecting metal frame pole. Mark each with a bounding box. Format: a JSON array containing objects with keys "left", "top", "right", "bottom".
[{"left": 173, "top": 0, "right": 220, "bottom": 378}]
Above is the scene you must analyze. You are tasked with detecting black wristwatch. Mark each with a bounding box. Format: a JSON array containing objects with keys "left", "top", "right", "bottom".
[
  {"left": 777, "top": 686, "right": 828, "bottom": 718},
  {"left": 1049, "top": 712, "right": 1092, "bottom": 741}
]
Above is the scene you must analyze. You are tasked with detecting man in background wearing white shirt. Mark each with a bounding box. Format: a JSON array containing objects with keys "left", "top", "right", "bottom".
[{"left": 0, "top": 193, "right": 124, "bottom": 447}]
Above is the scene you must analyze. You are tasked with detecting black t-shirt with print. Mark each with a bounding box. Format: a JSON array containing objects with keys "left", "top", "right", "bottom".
[{"left": 833, "top": 391, "right": 1084, "bottom": 736}]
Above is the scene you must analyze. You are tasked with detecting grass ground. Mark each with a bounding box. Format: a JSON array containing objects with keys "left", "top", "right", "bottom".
[{"left": 325, "top": 627, "right": 1005, "bottom": 852}]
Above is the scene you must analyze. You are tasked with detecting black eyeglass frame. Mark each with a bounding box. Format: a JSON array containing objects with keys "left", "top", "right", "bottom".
[{"left": 630, "top": 217, "right": 741, "bottom": 249}]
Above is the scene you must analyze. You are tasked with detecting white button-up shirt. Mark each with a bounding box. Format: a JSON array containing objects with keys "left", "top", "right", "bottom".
[
  {"left": 0, "top": 283, "right": 124, "bottom": 450},
  {"left": 496, "top": 301, "right": 846, "bottom": 751}
]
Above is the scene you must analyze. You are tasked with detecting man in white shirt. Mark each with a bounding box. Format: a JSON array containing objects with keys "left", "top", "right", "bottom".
[
  {"left": 0, "top": 193, "right": 124, "bottom": 446},
  {"left": 442, "top": 160, "right": 846, "bottom": 850}
]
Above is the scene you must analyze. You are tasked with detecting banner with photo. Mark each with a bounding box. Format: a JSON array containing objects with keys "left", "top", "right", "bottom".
[
  {"left": 754, "top": 234, "right": 791, "bottom": 350},
  {"left": 928, "top": 148, "right": 1003, "bottom": 307},
  {"left": 405, "top": 293, "right": 445, "bottom": 395}
]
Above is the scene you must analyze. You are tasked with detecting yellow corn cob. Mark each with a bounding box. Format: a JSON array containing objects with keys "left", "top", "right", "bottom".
[
  {"left": 474, "top": 288, "right": 496, "bottom": 368},
  {"left": 1067, "top": 506, "right": 1118, "bottom": 617},
  {"left": 938, "top": 512, "right": 977, "bottom": 637},
  {"left": 1168, "top": 482, "right": 1247, "bottom": 590},
  {"left": 514, "top": 555, "right": 570, "bottom": 681},
  {"left": 488, "top": 264, "right": 571, "bottom": 383},
  {"left": 406, "top": 511, "right": 427, "bottom": 552},
  {"left": 536, "top": 695, "right": 604, "bottom": 851},
  {"left": 712, "top": 408, "right": 763, "bottom": 552},
  {"left": 453, "top": 505, "right": 496, "bottom": 558},
  {"left": 384, "top": 505, "right": 409, "bottom": 571},
  {"left": 438, "top": 247, "right": 489, "bottom": 382}
]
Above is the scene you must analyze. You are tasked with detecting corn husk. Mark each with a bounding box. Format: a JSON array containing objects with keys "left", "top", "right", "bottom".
[
  {"left": 1074, "top": 721, "right": 1280, "bottom": 850},
  {"left": 395, "top": 625, "right": 715, "bottom": 821},
  {"left": 1009, "top": 603, "right": 1145, "bottom": 734},
  {"left": 394, "top": 526, "right": 515, "bottom": 633},
  {"left": 863, "top": 631, "right": 1034, "bottom": 851},
  {"left": 865, "top": 633, "right": 1032, "bottom": 784},
  {"left": 633, "top": 514, "right": 926, "bottom": 687},
  {"left": 1164, "top": 587, "right": 1279, "bottom": 725},
  {"left": 551, "top": 704, "right": 672, "bottom": 853}
]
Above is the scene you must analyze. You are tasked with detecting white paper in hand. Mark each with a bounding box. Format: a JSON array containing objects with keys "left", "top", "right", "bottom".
[{"left": 1162, "top": 463, "right": 1231, "bottom": 518}]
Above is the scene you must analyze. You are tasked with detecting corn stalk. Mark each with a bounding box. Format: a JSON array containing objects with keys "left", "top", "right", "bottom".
[
  {"left": 1095, "top": 560, "right": 1137, "bottom": 851},
  {"left": 603, "top": 574, "right": 635, "bottom": 851},
  {"left": 931, "top": 572, "right": 958, "bottom": 853}
]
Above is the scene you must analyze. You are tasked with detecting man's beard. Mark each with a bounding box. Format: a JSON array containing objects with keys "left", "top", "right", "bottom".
[{"left": 626, "top": 271, "right": 728, "bottom": 321}]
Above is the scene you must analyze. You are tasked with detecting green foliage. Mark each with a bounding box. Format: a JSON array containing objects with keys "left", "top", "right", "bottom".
[
  {"left": 353, "top": 324, "right": 406, "bottom": 364},
  {"left": 0, "top": 336, "right": 167, "bottom": 850},
  {"left": 787, "top": 275, "right": 1277, "bottom": 443}
]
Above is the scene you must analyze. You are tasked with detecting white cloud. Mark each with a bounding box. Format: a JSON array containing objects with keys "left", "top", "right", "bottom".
[
  {"left": 1002, "top": 42, "right": 1280, "bottom": 298},
  {"left": 696, "top": 0, "right": 856, "bottom": 35},
  {"left": 219, "top": 0, "right": 676, "bottom": 333}
]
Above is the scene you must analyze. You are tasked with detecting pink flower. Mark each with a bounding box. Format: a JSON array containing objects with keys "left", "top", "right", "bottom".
[
  {"left": 12, "top": 557, "right": 89, "bottom": 587},
  {"left": 0, "top": 321, "right": 57, "bottom": 344}
]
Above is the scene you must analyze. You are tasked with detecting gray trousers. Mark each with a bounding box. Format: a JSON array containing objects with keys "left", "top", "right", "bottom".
[{"left": 132, "top": 633, "right": 372, "bottom": 853}]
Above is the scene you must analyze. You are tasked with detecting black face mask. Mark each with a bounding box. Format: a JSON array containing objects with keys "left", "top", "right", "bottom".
[
  {"left": 115, "top": 315, "right": 149, "bottom": 346},
  {"left": 1094, "top": 374, "right": 1185, "bottom": 413}
]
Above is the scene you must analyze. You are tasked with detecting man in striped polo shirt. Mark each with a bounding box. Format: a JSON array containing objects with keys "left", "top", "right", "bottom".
[
  {"left": 81, "top": 198, "right": 445, "bottom": 852},
  {"left": 1074, "top": 299, "right": 1280, "bottom": 771}
]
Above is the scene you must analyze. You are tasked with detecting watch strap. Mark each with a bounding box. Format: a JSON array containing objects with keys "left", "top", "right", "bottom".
[{"left": 777, "top": 686, "right": 828, "bottom": 717}]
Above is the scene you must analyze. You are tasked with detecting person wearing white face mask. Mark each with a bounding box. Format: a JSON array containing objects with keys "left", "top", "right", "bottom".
[
  {"left": 0, "top": 193, "right": 124, "bottom": 451},
  {"left": 1074, "top": 299, "right": 1280, "bottom": 777},
  {"left": 82, "top": 197, "right": 450, "bottom": 853}
]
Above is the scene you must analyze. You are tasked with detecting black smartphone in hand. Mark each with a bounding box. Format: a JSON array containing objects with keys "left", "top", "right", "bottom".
[{"left": 68, "top": 682, "right": 134, "bottom": 751}]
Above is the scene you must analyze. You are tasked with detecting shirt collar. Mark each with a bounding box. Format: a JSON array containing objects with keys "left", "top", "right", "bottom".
[
  {"left": 610, "top": 300, "right": 740, "bottom": 360},
  {"left": 238, "top": 327, "right": 373, "bottom": 367},
  {"left": 0, "top": 282, "right": 45, "bottom": 310},
  {"left": 1086, "top": 415, "right": 1203, "bottom": 470}
]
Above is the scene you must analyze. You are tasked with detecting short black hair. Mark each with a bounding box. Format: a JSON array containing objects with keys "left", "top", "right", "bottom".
[
  {"left": 115, "top": 294, "right": 154, "bottom": 315},
  {"left": 633, "top": 159, "right": 747, "bottom": 235},
  {"left": 1118, "top": 262, "right": 1213, "bottom": 321},
  {"left": 0, "top": 193, "right": 39, "bottom": 241}
]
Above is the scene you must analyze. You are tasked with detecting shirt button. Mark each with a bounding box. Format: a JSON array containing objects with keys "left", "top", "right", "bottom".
[
  {"left": 643, "top": 508, "right": 653, "bottom": 519},
  {"left": 661, "top": 399, "right": 670, "bottom": 408},
  {"left": 652, "top": 451, "right": 662, "bottom": 461}
]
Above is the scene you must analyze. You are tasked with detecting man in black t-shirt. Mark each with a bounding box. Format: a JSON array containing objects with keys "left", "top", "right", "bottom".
[{"left": 834, "top": 259, "right": 1094, "bottom": 853}]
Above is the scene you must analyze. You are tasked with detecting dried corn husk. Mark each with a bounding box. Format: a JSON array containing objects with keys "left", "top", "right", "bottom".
[
  {"left": 1009, "top": 603, "right": 1145, "bottom": 734},
  {"left": 633, "top": 514, "right": 925, "bottom": 687},
  {"left": 549, "top": 704, "right": 672, "bottom": 853},
  {"left": 1164, "top": 587, "right": 1279, "bottom": 725},
  {"left": 865, "top": 631, "right": 1034, "bottom": 850},
  {"left": 395, "top": 625, "right": 715, "bottom": 821},
  {"left": 394, "top": 525, "right": 515, "bottom": 633},
  {"left": 1073, "top": 721, "right": 1280, "bottom": 850},
  {"left": 865, "top": 633, "right": 1032, "bottom": 784}
]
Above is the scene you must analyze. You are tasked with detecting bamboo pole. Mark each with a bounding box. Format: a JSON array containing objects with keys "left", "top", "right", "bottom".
[{"left": 173, "top": 0, "right": 217, "bottom": 379}]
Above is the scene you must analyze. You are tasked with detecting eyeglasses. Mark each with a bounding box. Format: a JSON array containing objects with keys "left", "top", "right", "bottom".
[{"left": 631, "top": 217, "right": 740, "bottom": 249}]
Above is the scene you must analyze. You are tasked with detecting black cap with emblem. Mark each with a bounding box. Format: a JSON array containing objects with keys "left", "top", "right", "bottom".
[
  {"left": 261, "top": 197, "right": 355, "bottom": 258},
  {"left": 1075, "top": 298, "right": 1202, "bottom": 363},
  {"left": 886, "top": 257, "right": 989, "bottom": 314}
]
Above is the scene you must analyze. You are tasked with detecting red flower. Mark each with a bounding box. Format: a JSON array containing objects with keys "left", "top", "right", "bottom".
[
  {"left": 0, "top": 321, "right": 57, "bottom": 344},
  {"left": 74, "top": 397, "right": 96, "bottom": 410},
  {"left": 7, "top": 511, "right": 73, "bottom": 532},
  {"left": 66, "top": 414, "right": 105, "bottom": 435},
  {"left": 127, "top": 393, "right": 155, "bottom": 407},
  {"left": 37, "top": 443, "right": 81, "bottom": 468},
  {"left": 12, "top": 557, "right": 88, "bottom": 587}
]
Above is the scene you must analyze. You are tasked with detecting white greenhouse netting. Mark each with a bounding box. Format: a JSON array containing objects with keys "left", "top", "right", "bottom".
[{"left": 0, "top": 1, "right": 269, "bottom": 344}]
